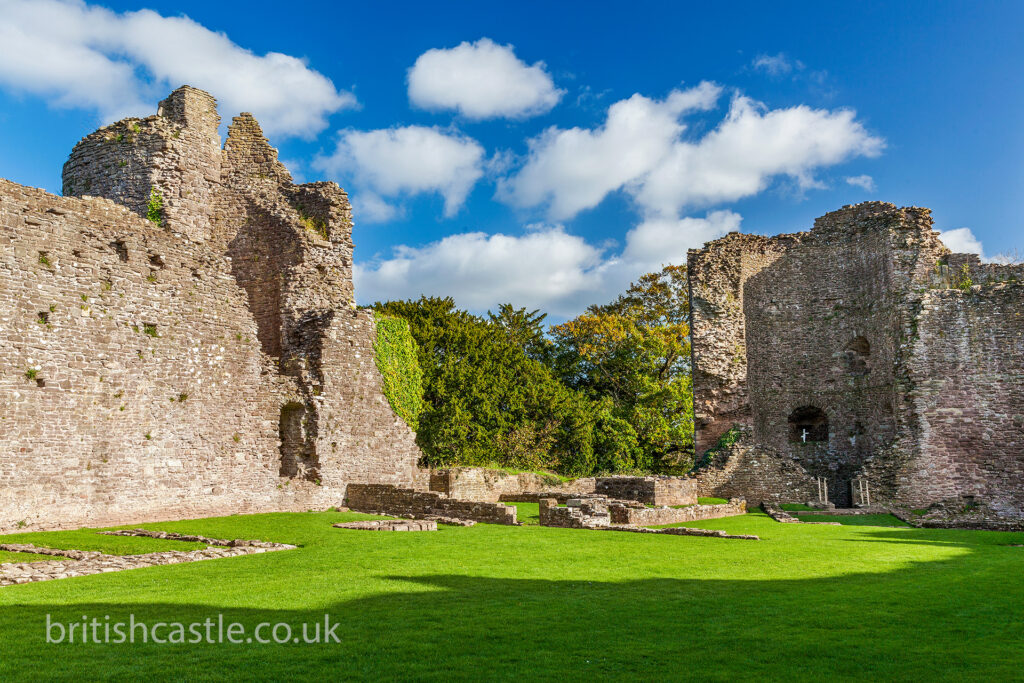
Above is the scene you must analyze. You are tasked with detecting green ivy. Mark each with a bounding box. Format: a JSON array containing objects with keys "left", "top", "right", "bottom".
[
  {"left": 146, "top": 187, "right": 164, "bottom": 226},
  {"left": 693, "top": 425, "right": 742, "bottom": 470},
  {"left": 373, "top": 313, "right": 424, "bottom": 431}
]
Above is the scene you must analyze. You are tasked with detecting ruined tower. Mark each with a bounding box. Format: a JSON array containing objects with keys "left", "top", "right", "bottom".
[
  {"left": 0, "top": 87, "right": 425, "bottom": 531},
  {"left": 689, "top": 202, "right": 1024, "bottom": 526}
]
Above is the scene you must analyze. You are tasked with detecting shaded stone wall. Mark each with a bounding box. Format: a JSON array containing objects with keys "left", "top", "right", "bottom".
[
  {"left": 901, "top": 284, "right": 1024, "bottom": 515},
  {"left": 0, "top": 86, "right": 423, "bottom": 531},
  {"left": 687, "top": 232, "right": 798, "bottom": 453}
]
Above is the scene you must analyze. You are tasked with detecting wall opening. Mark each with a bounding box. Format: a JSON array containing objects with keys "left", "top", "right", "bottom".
[
  {"left": 110, "top": 241, "right": 128, "bottom": 262},
  {"left": 844, "top": 336, "right": 871, "bottom": 376},
  {"left": 278, "top": 402, "right": 318, "bottom": 479},
  {"left": 788, "top": 406, "right": 829, "bottom": 443}
]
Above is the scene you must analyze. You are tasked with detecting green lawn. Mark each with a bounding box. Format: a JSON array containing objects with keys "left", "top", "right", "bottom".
[
  {"left": 2, "top": 511, "right": 1023, "bottom": 680},
  {"left": 780, "top": 503, "right": 816, "bottom": 511},
  {"left": 796, "top": 513, "right": 911, "bottom": 527}
]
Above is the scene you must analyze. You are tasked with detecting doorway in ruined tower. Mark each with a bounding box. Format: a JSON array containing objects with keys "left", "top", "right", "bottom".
[{"left": 278, "top": 402, "right": 318, "bottom": 480}]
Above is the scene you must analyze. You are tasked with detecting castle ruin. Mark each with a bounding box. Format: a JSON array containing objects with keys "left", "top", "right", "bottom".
[
  {"left": 688, "top": 202, "right": 1024, "bottom": 527},
  {"left": 0, "top": 87, "right": 425, "bottom": 531}
]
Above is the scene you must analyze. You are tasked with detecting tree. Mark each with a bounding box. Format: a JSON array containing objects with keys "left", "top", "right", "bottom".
[
  {"left": 374, "top": 297, "right": 596, "bottom": 475},
  {"left": 550, "top": 264, "right": 695, "bottom": 470},
  {"left": 487, "top": 304, "right": 552, "bottom": 363}
]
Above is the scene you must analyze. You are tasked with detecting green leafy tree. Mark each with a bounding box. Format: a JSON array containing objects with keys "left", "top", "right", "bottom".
[
  {"left": 374, "top": 297, "right": 596, "bottom": 475},
  {"left": 551, "top": 264, "right": 695, "bottom": 470},
  {"left": 488, "top": 304, "right": 553, "bottom": 363}
]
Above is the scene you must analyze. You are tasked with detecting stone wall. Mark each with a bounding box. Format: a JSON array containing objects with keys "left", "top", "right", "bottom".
[
  {"left": 901, "top": 283, "right": 1024, "bottom": 518},
  {"left": 594, "top": 476, "right": 697, "bottom": 506},
  {"left": 346, "top": 484, "right": 518, "bottom": 525},
  {"left": 428, "top": 467, "right": 595, "bottom": 502},
  {"left": 687, "top": 201, "right": 1024, "bottom": 525},
  {"left": 608, "top": 499, "right": 746, "bottom": 526},
  {"left": 0, "top": 86, "right": 424, "bottom": 531},
  {"left": 687, "top": 232, "right": 799, "bottom": 453},
  {"left": 537, "top": 498, "right": 610, "bottom": 529}
]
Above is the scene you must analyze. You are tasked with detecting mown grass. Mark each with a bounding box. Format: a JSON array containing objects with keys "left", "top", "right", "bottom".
[
  {"left": 697, "top": 497, "right": 728, "bottom": 505},
  {"left": 780, "top": 503, "right": 816, "bottom": 511},
  {"left": 0, "top": 550, "right": 58, "bottom": 563},
  {"left": 796, "top": 513, "right": 910, "bottom": 527},
  {"left": 2, "top": 510, "right": 1023, "bottom": 680}
]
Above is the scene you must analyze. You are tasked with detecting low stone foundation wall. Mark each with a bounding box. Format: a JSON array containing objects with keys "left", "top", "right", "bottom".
[
  {"left": 429, "top": 468, "right": 595, "bottom": 503},
  {"left": 333, "top": 520, "right": 437, "bottom": 531},
  {"left": 0, "top": 532, "right": 296, "bottom": 586},
  {"left": 595, "top": 476, "right": 697, "bottom": 506},
  {"left": 346, "top": 484, "right": 518, "bottom": 525},
  {"left": 538, "top": 498, "right": 610, "bottom": 529},
  {"left": 608, "top": 499, "right": 746, "bottom": 526}
]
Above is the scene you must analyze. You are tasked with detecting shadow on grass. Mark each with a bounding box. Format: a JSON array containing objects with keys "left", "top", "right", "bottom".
[{"left": 1, "top": 528, "right": 1021, "bottom": 681}]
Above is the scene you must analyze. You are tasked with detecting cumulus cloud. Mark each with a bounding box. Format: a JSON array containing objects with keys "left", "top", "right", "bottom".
[
  {"left": 356, "top": 211, "right": 739, "bottom": 317},
  {"left": 0, "top": 0, "right": 355, "bottom": 137},
  {"left": 845, "top": 174, "right": 876, "bottom": 191},
  {"left": 408, "top": 38, "right": 563, "bottom": 119},
  {"left": 939, "top": 227, "right": 985, "bottom": 256},
  {"left": 500, "top": 87, "right": 883, "bottom": 222},
  {"left": 498, "top": 82, "right": 722, "bottom": 220},
  {"left": 315, "top": 126, "right": 485, "bottom": 218}
]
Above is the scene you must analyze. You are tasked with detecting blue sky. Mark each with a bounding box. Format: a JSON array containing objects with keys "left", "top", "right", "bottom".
[{"left": 1, "top": 0, "right": 1020, "bottom": 319}]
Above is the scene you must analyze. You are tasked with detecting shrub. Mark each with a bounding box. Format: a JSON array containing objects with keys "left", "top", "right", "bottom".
[{"left": 373, "top": 313, "right": 424, "bottom": 431}]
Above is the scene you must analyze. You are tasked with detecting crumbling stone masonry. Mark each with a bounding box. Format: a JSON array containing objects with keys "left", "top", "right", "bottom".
[
  {"left": 346, "top": 484, "right": 519, "bottom": 525},
  {"left": 0, "top": 87, "right": 425, "bottom": 531},
  {"left": 689, "top": 202, "right": 1024, "bottom": 527},
  {"left": 428, "top": 467, "right": 596, "bottom": 502}
]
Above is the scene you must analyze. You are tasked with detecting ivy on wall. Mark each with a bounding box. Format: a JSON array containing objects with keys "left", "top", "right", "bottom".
[{"left": 373, "top": 313, "right": 424, "bottom": 431}]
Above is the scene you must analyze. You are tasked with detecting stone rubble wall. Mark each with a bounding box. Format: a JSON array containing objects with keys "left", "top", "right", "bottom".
[
  {"left": 346, "top": 484, "right": 518, "bottom": 525},
  {"left": 687, "top": 201, "right": 1024, "bottom": 526},
  {"left": 428, "top": 467, "right": 595, "bottom": 502},
  {"left": 0, "top": 86, "right": 425, "bottom": 532},
  {"left": 690, "top": 430, "right": 819, "bottom": 505},
  {"left": 608, "top": 499, "right": 746, "bottom": 526},
  {"left": 901, "top": 283, "right": 1024, "bottom": 520},
  {"left": 537, "top": 498, "right": 610, "bottom": 529},
  {"left": 594, "top": 476, "right": 697, "bottom": 506},
  {"left": 687, "top": 231, "right": 800, "bottom": 453}
]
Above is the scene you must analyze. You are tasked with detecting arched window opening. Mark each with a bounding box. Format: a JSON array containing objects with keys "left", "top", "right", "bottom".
[
  {"left": 844, "top": 336, "right": 871, "bottom": 376},
  {"left": 788, "top": 406, "right": 829, "bottom": 443}
]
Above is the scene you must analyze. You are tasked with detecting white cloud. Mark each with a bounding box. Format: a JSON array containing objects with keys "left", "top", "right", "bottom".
[
  {"left": 620, "top": 211, "right": 741, "bottom": 272},
  {"left": 500, "top": 88, "right": 882, "bottom": 222},
  {"left": 408, "top": 38, "right": 563, "bottom": 119},
  {"left": 356, "top": 211, "right": 739, "bottom": 318},
  {"left": 633, "top": 97, "right": 885, "bottom": 217},
  {"left": 939, "top": 227, "right": 985, "bottom": 256},
  {"left": 845, "top": 174, "right": 876, "bottom": 191},
  {"left": 352, "top": 192, "right": 401, "bottom": 224},
  {"left": 0, "top": 0, "right": 355, "bottom": 138},
  {"left": 752, "top": 53, "right": 803, "bottom": 76},
  {"left": 498, "top": 82, "right": 722, "bottom": 220},
  {"left": 315, "top": 126, "right": 485, "bottom": 218}
]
